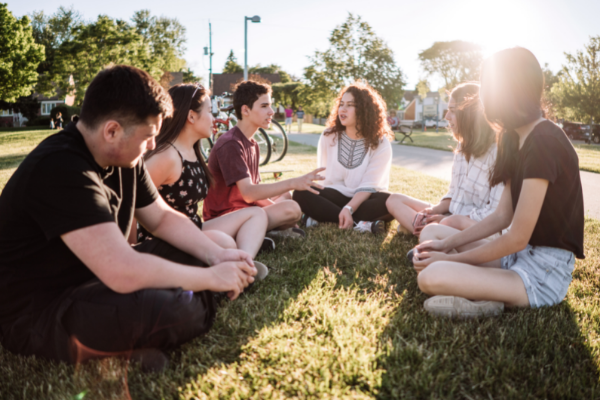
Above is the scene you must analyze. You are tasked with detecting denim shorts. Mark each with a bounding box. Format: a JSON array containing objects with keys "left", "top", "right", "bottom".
[{"left": 501, "top": 245, "right": 575, "bottom": 308}]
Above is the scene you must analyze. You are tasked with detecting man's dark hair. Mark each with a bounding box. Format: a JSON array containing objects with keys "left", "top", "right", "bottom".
[
  {"left": 233, "top": 80, "right": 271, "bottom": 119},
  {"left": 79, "top": 65, "right": 173, "bottom": 130}
]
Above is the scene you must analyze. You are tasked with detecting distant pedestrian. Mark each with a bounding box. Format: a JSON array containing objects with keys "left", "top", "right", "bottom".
[
  {"left": 284, "top": 105, "right": 293, "bottom": 133},
  {"left": 49, "top": 118, "right": 55, "bottom": 130},
  {"left": 296, "top": 106, "right": 305, "bottom": 133},
  {"left": 55, "top": 112, "right": 63, "bottom": 129}
]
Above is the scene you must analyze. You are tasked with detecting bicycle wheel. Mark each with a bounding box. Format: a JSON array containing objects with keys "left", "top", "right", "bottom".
[
  {"left": 199, "top": 138, "right": 213, "bottom": 161},
  {"left": 264, "top": 120, "right": 288, "bottom": 162},
  {"left": 255, "top": 129, "right": 272, "bottom": 166}
]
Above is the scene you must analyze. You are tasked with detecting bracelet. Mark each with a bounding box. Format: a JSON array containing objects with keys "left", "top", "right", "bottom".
[{"left": 343, "top": 205, "right": 354, "bottom": 215}]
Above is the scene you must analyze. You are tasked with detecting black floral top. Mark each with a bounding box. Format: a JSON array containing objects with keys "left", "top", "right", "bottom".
[{"left": 137, "top": 145, "right": 209, "bottom": 242}]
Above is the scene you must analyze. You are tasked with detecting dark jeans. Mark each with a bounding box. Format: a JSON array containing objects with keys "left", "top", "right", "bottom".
[
  {"left": 293, "top": 187, "right": 393, "bottom": 224},
  {"left": 0, "top": 239, "right": 216, "bottom": 363}
]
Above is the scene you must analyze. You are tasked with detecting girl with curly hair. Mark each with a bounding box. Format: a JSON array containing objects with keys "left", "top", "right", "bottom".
[{"left": 293, "top": 81, "right": 393, "bottom": 234}]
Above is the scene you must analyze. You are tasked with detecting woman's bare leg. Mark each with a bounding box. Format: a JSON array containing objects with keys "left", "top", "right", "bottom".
[
  {"left": 263, "top": 200, "right": 302, "bottom": 231},
  {"left": 439, "top": 214, "right": 477, "bottom": 231},
  {"left": 418, "top": 261, "right": 529, "bottom": 307},
  {"left": 386, "top": 194, "right": 431, "bottom": 233},
  {"left": 203, "top": 230, "right": 237, "bottom": 249},
  {"left": 203, "top": 207, "right": 268, "bottom": 257}
]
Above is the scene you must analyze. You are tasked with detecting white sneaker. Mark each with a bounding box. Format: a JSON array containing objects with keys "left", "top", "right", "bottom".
[
  {"left": 305, "top": 216, "right": 319, "bottom": 228},
  {"left": 353, "top": 221, "right": 373, "bottom": 233},
  {"left": 253, "top": 261, "right": 269, "bottom": 280},
  {"left": 424, "top": 295, "right": 504, "bottom": 318},
  {"left": 354, "top": 220, "right": 386, "bottom": 235}
]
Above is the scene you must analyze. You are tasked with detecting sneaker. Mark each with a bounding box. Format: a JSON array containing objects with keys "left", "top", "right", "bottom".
[
  {"left": 267, "top": 227, "right": 306, "bottom": 239},
  {"left": 354, "top": 220, "right": 386, "bottom": 235},
  {"left": 129, "top": 348, "right": 169, "bottom": 373},
  {"left": 424, "top": 295, "right": 504, "bottom": 319},
  {"left": 258, "top": 237, "right": 276, "bottom": 254},
  {"left": 406, "top": 248, "right": 414, "bottom": 266},
  {"left": 253, "top": 261, "right": 269, "bottom": 280},
  {"left": 301, "top": 214, "right": 319, "bottom": 228}
]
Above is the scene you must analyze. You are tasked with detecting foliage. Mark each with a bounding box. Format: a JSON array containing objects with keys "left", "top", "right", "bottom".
[
  {"left": 181, "top": 68, "right": 202, "bottom": 84},
  {"left": 0, "top": 95, "right": 40, "bottom": 122},
  {"left": 0, "top": 4, "right": 45, "bottom": 102},
  {"left": 131, "top": 10, "right": 186, "bottom": 73},
  {"left": 250, "top": 64, "right": 291, "bottom": 83},
  {"left": 416, "top": 79, "right": 430, "bottom": 100},
  {"left": 223, "top": 50, "right": 243, "bottom": 74},
  {"left": 418, "top": 40, "right": 482, "bottom": 91},
  {"left": 551, "top": 36, "right": 600, "bottom": 124},
  {"left": 303, "top": 13, "right": 405, "bottom": 111},
  {"left": 272, "top": 82, "right": 304, "bottom": 109}
]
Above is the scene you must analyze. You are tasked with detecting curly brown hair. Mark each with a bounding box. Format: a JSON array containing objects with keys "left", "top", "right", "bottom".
[{"left": 324, "top": 81, "right": 393, "bottom": 150}]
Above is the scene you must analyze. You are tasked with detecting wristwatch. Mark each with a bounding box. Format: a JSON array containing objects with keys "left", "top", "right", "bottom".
[{"left": 343, "top": 205, "right": 354, "bottom": 215}]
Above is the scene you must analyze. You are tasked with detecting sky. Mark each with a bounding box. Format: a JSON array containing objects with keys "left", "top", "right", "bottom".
[{"left": 9, "top": 0, "right": 600, "bottom": 90}]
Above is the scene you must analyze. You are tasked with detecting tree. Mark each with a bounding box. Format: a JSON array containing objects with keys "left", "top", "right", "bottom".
[
  {"left": 250, "top": 64, "right": 291, "bottom": 83},
  {"left": 418, "top": 41, "right": 482, "bottom": 90},
  {"left": 223, "top": 50, "right": 243, "bottom": 74},
  {"left": 272, "top": 82, "right": 304, "bottom": 109},
  {"left": 551, "top": 37, "right": 600, "bottom": 123},
  {"left": 48, "top": 15, "right": 158, "bottom": 104},
  {"left": 131, "top": 10, "right": 187, "bottom": 73},
  {"left": 416, "top": 79, "right": 430, "bottom": 100},
  {"left": 182, "top": 68, "right": 202, "bottom": 84},
  {"left": 303, "top": 13, "right": 405, "bottom": 110},
  {"left": 0, "top": 4, "right": 45, "bottom": 102}
]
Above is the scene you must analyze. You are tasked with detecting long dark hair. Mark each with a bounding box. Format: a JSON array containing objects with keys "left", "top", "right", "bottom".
[
  {"left": 450, "top": 82, "right": 494, "bottom": 162},
  {"left": 325, "top": 81, "right": 393, "bottom": 150},
  {"left": 481, "top": 47, "right": 544, "bottom": 186},
  {"left": 145, "top": 84, "right": 213, "bottom": 187}
]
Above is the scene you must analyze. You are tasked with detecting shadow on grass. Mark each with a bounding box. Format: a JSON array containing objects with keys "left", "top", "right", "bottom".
[
  {"left": 375, "top": 234, "right": 600, "bottom": 398},
  {"left": 0, "top": 153, "right": 27, "bottom": 171}
]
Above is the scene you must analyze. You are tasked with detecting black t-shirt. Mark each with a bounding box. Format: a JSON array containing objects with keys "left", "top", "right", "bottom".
[
  {"left": 510, "top": 120, "right": 585, "bottom": 259},
  {"left": 0, "top": 123, "right": 158, "bottom": 324}
]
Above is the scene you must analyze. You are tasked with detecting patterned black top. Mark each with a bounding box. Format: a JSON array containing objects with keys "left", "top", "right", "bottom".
[{"left": 137, "top": 144, "right": 209, "bottom": 242}]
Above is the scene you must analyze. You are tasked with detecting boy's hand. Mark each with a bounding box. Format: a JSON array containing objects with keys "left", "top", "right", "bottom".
[
  {"left": 207, "top": 262, "right": 256, "bottom": 300},
  {"left": 292, "top": 168, "right": 326, "bottom": 194}
]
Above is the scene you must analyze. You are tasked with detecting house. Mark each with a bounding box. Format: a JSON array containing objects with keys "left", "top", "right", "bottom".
[
  {"left": 211, "top": 73, "right": 281, "bottom": 97},
  {"left": 398, "top": 90, "right": 449, "bottom": 126}
]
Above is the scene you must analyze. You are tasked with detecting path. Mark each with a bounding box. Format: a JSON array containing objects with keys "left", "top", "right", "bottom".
[{"left": 288, "top": 133, "right": 600, "bottom": 220}]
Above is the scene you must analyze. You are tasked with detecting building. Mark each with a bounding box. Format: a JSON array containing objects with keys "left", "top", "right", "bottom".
[
  {"left": 399, "top": 90, "right": 449, "bottom": 126},
  {"left": 211, "top": 73, "right": 281, "bottom": 97}
]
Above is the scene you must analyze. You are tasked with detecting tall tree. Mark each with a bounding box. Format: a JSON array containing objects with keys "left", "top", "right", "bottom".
[
  {"left": 303, "top": 13, "right": 405, "bottom": 109},
  {"left": 551, "top": 37, "right": 600, "bottom": 123},
  {"left": 131, "top": 10, "right": 187, "bottom": 73},
  {"left": 250, "top": 64, "right": 291, "bottom": 83},
  {"left": 418, "top": 41, "right": 482, "bottom": 90},
  {"left": 223, "top": 50, "right": 243, "bottom": 74},
  {"left": 272, "top": 82, "right": 304, "bottom": 109},
  {"left": 0, "top": 4, "right": 45, "bottom": 102}
]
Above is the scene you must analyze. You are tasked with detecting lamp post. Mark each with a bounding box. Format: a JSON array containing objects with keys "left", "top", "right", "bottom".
[
  {"left": 203, "top": 21, "right": 214, "bottom": 91},
  {"left": 244, "top": 15, "right": 261, "bottom": 81}
]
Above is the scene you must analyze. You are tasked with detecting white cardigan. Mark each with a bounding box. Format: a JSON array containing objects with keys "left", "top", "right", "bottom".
[{"left": 317, "top": 131, "right": 392, "bottom": 197}]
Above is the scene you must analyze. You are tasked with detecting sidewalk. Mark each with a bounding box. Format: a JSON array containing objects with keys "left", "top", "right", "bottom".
[{"left": 288, "top": 133, "right": 600, "bottom": 220}]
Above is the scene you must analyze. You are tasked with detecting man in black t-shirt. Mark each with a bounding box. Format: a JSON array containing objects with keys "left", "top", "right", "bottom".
[{"left": 0, "top": 66, "right": 256, "bottom": 368}]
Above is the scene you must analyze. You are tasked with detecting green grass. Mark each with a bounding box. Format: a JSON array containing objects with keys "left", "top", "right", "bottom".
[
  {"left": 279, "top": 121, "right": 326, "bottom": 134},
  {"left": 396, "top": 129, "right": 600, "bottom": 174},
  {"left": 1, "top": 131, "right": 599, "bottom": 399}
]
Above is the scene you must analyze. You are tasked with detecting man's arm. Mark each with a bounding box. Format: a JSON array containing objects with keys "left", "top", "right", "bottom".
[
  {"left": 236, "top": 168, "right": 326, "bottom": 203},
  {"left": 61, "top": 222, "right": 255, "bottom": 298},
  {"left": 135, "top": 196, "right": 254, "bottom": 267}
]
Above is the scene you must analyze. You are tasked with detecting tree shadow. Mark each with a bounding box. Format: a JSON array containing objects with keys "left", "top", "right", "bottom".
[
  {"left": 0, "top": 153, "right": 27, "bottom": 171},
  {"left": 375, "top": 234, "right": 600, "bottom": 399}
]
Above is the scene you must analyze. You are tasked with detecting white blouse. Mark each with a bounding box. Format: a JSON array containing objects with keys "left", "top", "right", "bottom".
[{"left": 317, "top": 131, "right": 392, "bottom": 198}]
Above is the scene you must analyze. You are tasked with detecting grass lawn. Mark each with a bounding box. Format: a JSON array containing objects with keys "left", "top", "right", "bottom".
[
  {"left": 277, "top": 121, "right": 326, "bottom": 134},
  {"left": 1, "top": 131, "right": 599, "bottom": 399},
  {"left": 395, "top": 129, "right": 600, "bottom": 174}
]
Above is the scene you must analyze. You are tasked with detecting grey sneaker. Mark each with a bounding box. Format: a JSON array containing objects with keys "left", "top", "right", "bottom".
[
  {"left": 424, "top": 295, "right": 504, "bottom": 319},
  {"left": 267, "top": 227, "right": 306, "bottom": 239},
  {"left": 354, "top": 220, "right": 386, "bottom": 235},
  {"left": 300, "top": 214, "right": 319, "bottom": 228},
  {"left": 253, "top": 261, "right": 269, "bottom": 280}
]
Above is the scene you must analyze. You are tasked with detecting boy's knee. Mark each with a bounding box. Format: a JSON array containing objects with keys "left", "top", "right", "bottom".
[{"left": 285, "top": 200, "right": 302, "bottom": 221}]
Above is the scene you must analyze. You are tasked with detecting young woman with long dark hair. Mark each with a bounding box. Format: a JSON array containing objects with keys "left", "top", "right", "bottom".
[
  {"left": 413, "top": 48, "right": 585, "bottom": 318},
  {"left": 293, "top": 81, "right": 393, "bottom": 234},
  {"left": 387, "top": 83, "right": 502, "bottom": 238},
  {"left": 130, "top": 84, "right": 271, "bottom": 266}
]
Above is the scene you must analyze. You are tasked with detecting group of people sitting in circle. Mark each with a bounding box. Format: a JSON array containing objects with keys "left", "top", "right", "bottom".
[{"left": 0, "top": 46, "right": 584, "bottom": 371}]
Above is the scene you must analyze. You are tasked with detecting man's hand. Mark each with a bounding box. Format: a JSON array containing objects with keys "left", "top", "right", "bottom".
[
  {"left": 292, "top": 167, "right": 326, "bottom": 194},
  {"left": 207, "top": 262, "right": 256, "bottom": 300},
  {"left": 338, "top": 207, "right": 354, "bottom": 229},
  {"left": 209, "top": 248, "right": 256, "bottom": 270}
]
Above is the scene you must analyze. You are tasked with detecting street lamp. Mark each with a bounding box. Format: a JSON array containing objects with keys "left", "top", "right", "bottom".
[{"left": 244, "top": 15, "right": 261, "bottom": 81}]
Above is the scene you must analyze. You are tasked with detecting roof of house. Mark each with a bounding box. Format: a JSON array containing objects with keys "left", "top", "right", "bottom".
[{"left": 212, "top": 73, "right": 282, "bottom": 96}]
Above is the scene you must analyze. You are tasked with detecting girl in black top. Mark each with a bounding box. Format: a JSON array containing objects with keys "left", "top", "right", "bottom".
[
  {"left": 130, "top": 84, "right": 270, "bottom": 260},
  {"left": 413, "top": 47, "right": 585, "bottom": 318}
]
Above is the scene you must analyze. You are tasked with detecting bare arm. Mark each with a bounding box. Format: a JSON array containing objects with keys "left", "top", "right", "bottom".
[
  {"left": 416, "top": 179, "right": 548, "bottom": 267},
  {"left": 236, "top": 167, "right": 326, "bottom": 203},
  {"left": 338, "top": 191, "right": 373, "bottom": 229},
  {"left": 61, "top": 222, "right": 255, "bottom": 298}
]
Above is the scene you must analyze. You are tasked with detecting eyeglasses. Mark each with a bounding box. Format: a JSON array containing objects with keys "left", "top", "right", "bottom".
[{"left": 191, "top": 83, "right": 204, "bottom": 100}]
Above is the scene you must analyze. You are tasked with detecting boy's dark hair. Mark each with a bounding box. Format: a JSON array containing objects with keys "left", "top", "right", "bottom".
[
  {"left": 233, "top": 80, "right": 271, "bottom": 119},
  {"left": 79, "top": 65, "right": 173, "bottom": 130}
]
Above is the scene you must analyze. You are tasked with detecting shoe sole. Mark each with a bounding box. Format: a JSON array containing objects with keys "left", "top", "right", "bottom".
[
  {"left": 254, "top": 261, "right": 269, "bottom": 280},
  {"left": 424, "top": 296, "right": 504, "bottom": 318}
]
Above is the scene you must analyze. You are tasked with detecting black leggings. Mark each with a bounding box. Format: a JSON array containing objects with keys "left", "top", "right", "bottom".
[
  {"left": 0, "top": 239, "right": 217, "bottom": 363},
  {"left": 293, "top": 187, "right": 392, "bottom": 223}
]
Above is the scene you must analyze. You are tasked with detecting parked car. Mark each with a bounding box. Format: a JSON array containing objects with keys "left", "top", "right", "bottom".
[
  {"left": 589, "top": 124, "right": 600, "bottom": 144},
  {"left": 560, "top": 121, "right": 591, "bottom": 143}
]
